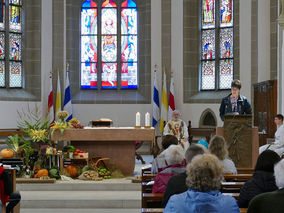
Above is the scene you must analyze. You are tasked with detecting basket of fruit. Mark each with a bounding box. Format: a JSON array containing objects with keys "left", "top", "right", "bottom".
[{"left": 91, "top": 157, "right": 111, "bottom": 179}]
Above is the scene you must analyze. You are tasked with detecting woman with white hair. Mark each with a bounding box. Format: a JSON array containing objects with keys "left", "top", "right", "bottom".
[
  {"left": 164, "top": 154, "right": 239, "bottom": 213},
  {"left": 152, "top": 145, "right": 186, "bottom": 193},
  {"left": 248, "top": 159, "right": 284, "bottom": 213}
]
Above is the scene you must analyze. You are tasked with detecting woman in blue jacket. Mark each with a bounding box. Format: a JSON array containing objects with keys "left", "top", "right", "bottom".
[
  {"left": 219, "top": 79, "right": 252, "bottom": 121},
  {"left": 164, "top": 154, "right": 240, "bottom": 213}
]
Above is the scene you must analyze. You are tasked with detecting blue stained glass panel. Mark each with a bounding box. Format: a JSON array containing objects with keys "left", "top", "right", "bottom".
[
  {"left": 81, "top": 8, "right": 97, "bottom": 35},
  {"left": 0, "top": 2, "right": 4, "bottom": 30},
  {"left": 9, "top": 5, "right": 21, "bottom": 32},
  {"left": 101, "top": 63, "right": 117, "bottom": 89},
  {"left": 220, "top": 28, "right": 233, "bottom": 58},
  {"left": 0, "top": 32, "right": 5, "bottom": 60},
  {"left": 9, "top": 61, "right": 21, "bottom": 87},
  {"left": 202, "top": 0, "right": 215, "bottom": 29},
  {"left": 81, "top": 62, "right": 97, "bottom": 89},
  {"left": 9, "top": 0, "right": 21, "bottom": 5},
  {"left": 201, "top": 61, "right": 215, "bottom": 90},
  {"left": 0, "top": 60, "right": 4, "bottom": 87},
  {"left": 81, "top": 35, "right": 97, "bottom": 62},
  {"left": 121, "top": 62, "right": 137, "bottom": 89},
  {"left": 121, "top": 35, "right": 137, "bottom": 62},
  {"left": 101, "top": 8, "right": 117, "bottom": 34},
  {"left": 121, "top": 8, "right": 137, "bottom": 35},
  {"left": 219, "top": 59, "right": 233, "bottom": 89},
  {"left": 202, "top": 30, "right": 215, "bottom": 60},
  {"left": 102, "top": 35, "right": 117, "bottom": 62},
  {"left": 220, "top": 0, "right": 233, "bottom": 27},
  {"left": 9, "top": 33, "right": 21, "bottom": 60}
]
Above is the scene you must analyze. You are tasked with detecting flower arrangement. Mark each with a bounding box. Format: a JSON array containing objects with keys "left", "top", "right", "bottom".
[{"left": 29, "top": 129, "right": 48, "bottom": 143}]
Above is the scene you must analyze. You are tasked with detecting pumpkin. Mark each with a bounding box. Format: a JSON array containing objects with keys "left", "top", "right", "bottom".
[
  {"left": 35, "top": 169, "right": 49, "bottom": 178},
  {"left": 0, "top": 149, "right": 14, "bottom": 158},
  {"left": 66, "top": 165, "right": 78, "bottom": 178}
]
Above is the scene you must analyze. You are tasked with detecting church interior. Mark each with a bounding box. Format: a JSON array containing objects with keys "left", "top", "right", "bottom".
[{"left": 0, "top": 0, "right": 284, "bottom": 212}]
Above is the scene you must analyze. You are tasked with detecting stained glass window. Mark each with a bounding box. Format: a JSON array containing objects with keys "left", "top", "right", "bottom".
[
  {"left": 200, "top": 0, "right": 233, "bottom": 90},
  {"left": 80, "top": 0, "right": 138, "bottom": 90},
  {"left": 80, "top": 0, "right": 98, "bottom": 89}
]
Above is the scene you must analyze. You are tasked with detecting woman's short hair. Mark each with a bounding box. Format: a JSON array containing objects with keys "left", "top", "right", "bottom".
[
  {"left": 275, "top": 114, "right": 284, "bottom": 121},
  {"left": 185, "top": 144, "right": 205, "bottom": 163},
  {"left": 186, "top": 154, "right": 223, "bottom": 192},
  {"left": 274, "top": 159, "right": 284, "bottom": 188},
  {"left": 209, "top": 135, "right": 228, "bottom": 161},
  {"left": 255, "top": 150, "right": 280, "bottom": 173},
  {"left": 164, "top": 145, "right": 185, "bottom": 165},
  {"left": 231, "top": 79, "right": 242, "bottom": 89},
  {"left": 161, "top": 135, "right": 179, "bottom": 150}
]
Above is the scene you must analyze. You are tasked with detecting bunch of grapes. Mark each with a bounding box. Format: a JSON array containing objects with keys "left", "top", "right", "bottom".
[{"left": 68, "top": 118, "right": 84, "bottom": 129}]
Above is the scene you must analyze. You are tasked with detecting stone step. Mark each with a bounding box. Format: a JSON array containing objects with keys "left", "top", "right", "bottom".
[
  {"left": 17, "top": 179, "right": 140, "bottom": 192},
  {"left": 20, "top": 191, "right": 141, "bottom": 209},
  {"left": 21, "top": 208, "right": 141, "bottom": 213}
]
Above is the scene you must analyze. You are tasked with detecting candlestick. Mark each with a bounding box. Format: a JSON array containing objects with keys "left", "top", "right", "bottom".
[{"left": 135, "top": 112, "right": 141, "bottom": 127}]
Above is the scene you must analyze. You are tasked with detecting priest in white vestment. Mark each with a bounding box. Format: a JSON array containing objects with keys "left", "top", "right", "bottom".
[
  {"left": 163, "top": 110, "right": 189, "bottom": 150},
  {"left": 259, "top": 114, "right": 284, "bottom": 156}
]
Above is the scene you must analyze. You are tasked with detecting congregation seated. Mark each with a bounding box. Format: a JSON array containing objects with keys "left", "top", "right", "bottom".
[
  {"left": 248, "top": 158, "right": 284, "bottom": 213},
  {"left": 164, "top": 154, "right": 240, "bottom": 213},
  {"left": 151, "top": 135, "right": 178, "bottom": 174},
  {"left": 238, "top": 150, "right": 280, "bottom": 208},
  {"left": 0, "top": 166, "right": 21, "bottom": 213},
  {"left": 209, "top": 135, "right": 237, "bottom": 174},
  {"left": 162, "top": 144, "right": 205, "bottom": 207},
  {"left": 152, "top": 145, "right": 186, "bottom": 193}
]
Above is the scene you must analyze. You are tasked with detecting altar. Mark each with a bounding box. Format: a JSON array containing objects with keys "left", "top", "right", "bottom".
[{"left": 51, "top": 127, "right": 155, "bottom": 176}]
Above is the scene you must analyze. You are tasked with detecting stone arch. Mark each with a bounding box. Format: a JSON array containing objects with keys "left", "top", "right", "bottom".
[{"left": 199, "top": 108, "right": 217, "bottom": 128}]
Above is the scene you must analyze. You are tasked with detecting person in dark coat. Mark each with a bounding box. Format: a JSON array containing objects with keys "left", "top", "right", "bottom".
[
  {"left": 248, "top": 158, "right": 284, "bottom": 213},
  {"left": 219, "top": 79, "right": 252, "bottom": 121},
  {"left": 238, "top": 150, "right": 281, "bottom": 208},
  {"left": 162, "top": 144, "right": 205, "bottom": 207}
]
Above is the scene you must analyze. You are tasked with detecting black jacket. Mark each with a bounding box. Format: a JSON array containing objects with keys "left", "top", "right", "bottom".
[
  {"left": 219, "top": 94, "right": 252, "bottom": 121},
  {"left": 238, "top": 171, "right": 278, "bottom": 208},
  {"left": 162, "top": 172, "right": 187, "bottom": 207}
]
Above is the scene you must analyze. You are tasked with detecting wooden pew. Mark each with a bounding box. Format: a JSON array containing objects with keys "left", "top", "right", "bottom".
[
  {"left": 142, "top": 193, "right": 163, "bottom": 208},
  {"left": 224, "top": 174, "right": 253, "bottom": 182},
  {"left": 240, "top": 208, "right": 248, "bottom": 213},
  {"left": 142, "top": 165, "right": 152, "bottom": 175},
  {"left": 237, "top": 168, "right": 254, "bottom": 174}
]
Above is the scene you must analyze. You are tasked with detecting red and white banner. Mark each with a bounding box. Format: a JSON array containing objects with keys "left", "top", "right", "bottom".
[
  {"left": 168, "top": 75, "right": 175, "bottom": 121},
  {"left": 47, "top": 72, "right": 54, "bottom": 125}
]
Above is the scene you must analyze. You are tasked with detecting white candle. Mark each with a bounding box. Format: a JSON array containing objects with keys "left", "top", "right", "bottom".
[
  {"left": 136, "top": 112, "right": 141, "bottom": 126},
  {"left": 145, "top": 112, "right": 151, "bottom": 127}
]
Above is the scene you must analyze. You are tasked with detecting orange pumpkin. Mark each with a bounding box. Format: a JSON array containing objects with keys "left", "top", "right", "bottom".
[
  {"left": 0, "top": 149, "right": 14, "bottom": 158},
  {"left": 35, "top": 169, "right": 49, "bottom": 178},
  {"left": 66, "top": 165, "right": 78, "bottom": 178}
]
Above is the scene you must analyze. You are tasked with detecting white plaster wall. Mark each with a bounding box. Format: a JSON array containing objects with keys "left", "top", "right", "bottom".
[
  {"left": 258, "top": 0, "right": 271, "bottom": 82},
  {"left": 240, "top": 0, "right": 252, "bottom": 102}
]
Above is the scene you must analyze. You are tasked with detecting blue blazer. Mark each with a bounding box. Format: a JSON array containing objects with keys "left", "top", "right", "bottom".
[{"left": 219, "top": 94, "right": 252, "bottom": 121}]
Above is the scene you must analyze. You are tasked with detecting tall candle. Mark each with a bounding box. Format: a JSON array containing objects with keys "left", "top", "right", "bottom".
[
  {"left": 136, "top": 112, "right": 141, "bottom": 126},
  {"left": 145, "top": 112, "right": 150, "bottom": 127}
]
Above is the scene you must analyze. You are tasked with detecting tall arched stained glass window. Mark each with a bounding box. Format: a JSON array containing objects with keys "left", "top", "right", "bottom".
[
  {"left": 200, "top": 0, "right": 233, "bottom": 90},
  {"left": 0, "top": 0, "right": 23, "bottom": 88},
  {"left": 80, "top": 0, "right": 138, "bottom": 90}
]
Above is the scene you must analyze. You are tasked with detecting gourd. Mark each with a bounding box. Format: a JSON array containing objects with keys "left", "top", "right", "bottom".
[
  {"left": 66, "top": 165, "right": 78, "bottom": 178},
  {"left": 0, "top": 149, "right": 14, "bottom": 158},
  {"left": 35, "top": 169, "right": 49, "bottom": 178}
]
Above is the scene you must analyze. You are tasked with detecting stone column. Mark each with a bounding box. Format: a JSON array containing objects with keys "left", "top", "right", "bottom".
[{"left": 277, "top": 0, "right": 284, "bottom": 114}]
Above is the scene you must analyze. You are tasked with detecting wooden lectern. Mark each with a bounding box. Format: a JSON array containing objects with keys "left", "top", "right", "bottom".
[{"left": 216, "top": 114, "right": 259, "bottom": 168}]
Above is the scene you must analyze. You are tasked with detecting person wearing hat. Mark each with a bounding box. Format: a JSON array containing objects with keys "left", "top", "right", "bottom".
[{"left": 219, "top": 79, "right": 252, "bottom": 121}]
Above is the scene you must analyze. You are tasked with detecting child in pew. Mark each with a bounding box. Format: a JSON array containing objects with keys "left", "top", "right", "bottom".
[
  {"left": 209, "top": 135, "right": 237, "bottom": 174},
  {"left": 164, "top": 154, "right": 239, "bottom": 213},
  {"left": 162, "top": 144, "right": 205, "bottom": 207},
  {"left": 238, "top": 150, "right": 280, "bottom": 208},
  {"left": 0, "top": 166, "right": 21, "bottom": 213}
]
